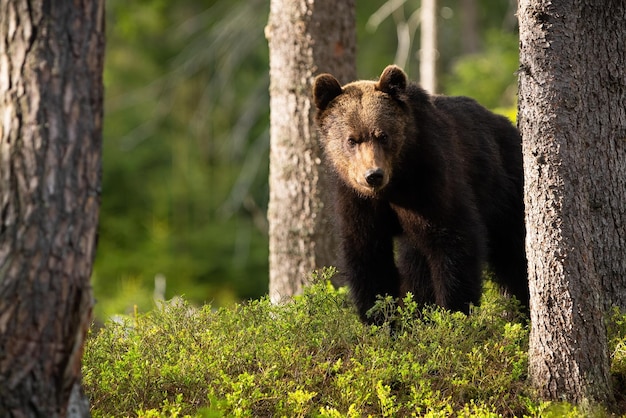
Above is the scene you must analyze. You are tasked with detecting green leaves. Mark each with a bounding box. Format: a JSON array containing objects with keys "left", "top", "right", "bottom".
[
  {"left": 86, "top": 275, "right": 626, "bottom": 416},
  {"left": 84, "top": 277, "right": 540, "bottom": 417}
]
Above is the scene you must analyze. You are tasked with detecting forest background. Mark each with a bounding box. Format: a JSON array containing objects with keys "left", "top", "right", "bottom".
[{"left": 96, "top": 0, "right": 519, "bottom": 319}]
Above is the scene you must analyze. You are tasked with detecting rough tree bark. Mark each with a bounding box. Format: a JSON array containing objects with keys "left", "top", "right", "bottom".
[
  {"left": 0, "top": 1, "right": 104, "bottom": 416},
  {"left": 266, "top": 0, "right": 356, "bottom": 302},
  {"left": 518, "top": 0, "right": 626, "bottom": 404}
]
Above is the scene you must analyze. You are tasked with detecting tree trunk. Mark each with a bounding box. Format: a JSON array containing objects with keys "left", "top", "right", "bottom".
[
  {"left": 266, "top": 0, "right": 356, "bottom": 302},
  {"left": 459, "top": 0, "right": 479, "bottom": 55},
  {"left": 419, "top": 0, "right": 437, "bottom": 93},
  {"left": 0, "top": 1, "right": 104, "bottom": 416},
  {"left": 518, "top": 0, "right": 626, "bottom": 404}
]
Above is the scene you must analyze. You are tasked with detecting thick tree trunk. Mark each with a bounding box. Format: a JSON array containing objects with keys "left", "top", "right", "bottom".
[
  {"left": 419, "top": 0, "right": 437, "bottom": 93},
  {"left": 0, "top": 1, "right": 104, "bottom": 416},
  {"left": 266, "top": 0, "right": 355, "bottom": 302},
  {"left": 518, "top": 0, "right": 625, "bottom": 404}
]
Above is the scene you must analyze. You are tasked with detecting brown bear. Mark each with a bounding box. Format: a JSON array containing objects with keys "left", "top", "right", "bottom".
[{"left": 313, "top": 65, "right": 528, "bottom": 324}]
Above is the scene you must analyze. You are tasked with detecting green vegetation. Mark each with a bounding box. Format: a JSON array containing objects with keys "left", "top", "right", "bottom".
[
  {"left": 96, "top": 1, "right": 520, "bottom": 320},
  {"left": 445, "top": 30, "right": 519, "bottom": 110},
  {"left": 96, "top": 0, "right": 272, "bottom": 319},
  {"left": 86, "top": 3, "right": 621, "bottom": 416},
  {"left": 83, "top": 268, "right": 625, "bottom": 417}
]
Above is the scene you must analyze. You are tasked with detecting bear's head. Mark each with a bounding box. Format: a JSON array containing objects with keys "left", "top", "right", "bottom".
[{"left": 313, "top": 65, "right": 412, "bottom": 197}]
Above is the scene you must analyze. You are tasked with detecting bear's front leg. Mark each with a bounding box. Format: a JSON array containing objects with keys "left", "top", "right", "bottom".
[
  {"left": 421, "top": 222, "right": 485, "bottom": 314},
  {"left": 396, "top": 238, "right": 436, "bottom": 305},
  {"left": 338, "top": 192, "right": 401, "bottom": 324},
  {"left": 392, "top": 203, "right": 485, "bottom": 313}
]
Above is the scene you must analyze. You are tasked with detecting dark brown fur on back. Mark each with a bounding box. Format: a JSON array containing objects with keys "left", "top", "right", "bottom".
[{"left": 313, "top": 65, "right": 528, "bottom": 324}]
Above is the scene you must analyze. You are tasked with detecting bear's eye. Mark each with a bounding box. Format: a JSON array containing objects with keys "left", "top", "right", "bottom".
[
  {"left": 377, "top": 132, "right": 389, "bottom": 143},
  {"left": 347, "top": 136, "right": 358, "bottom": 148}
]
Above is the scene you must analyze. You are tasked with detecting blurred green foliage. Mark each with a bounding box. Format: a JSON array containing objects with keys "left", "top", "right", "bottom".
[
  {"left": 445, "top": 30, "right": 519, "bottom": 109},
  {"left": 95, "top": 0, "right": 519, "bottom": 319},
  {"left": 97, "top": 0, "right": 271, "bottom": 318}
]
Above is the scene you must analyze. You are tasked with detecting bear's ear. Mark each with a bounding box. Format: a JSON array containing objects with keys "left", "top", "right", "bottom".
[
  {"left": 376, "top": 65, "right": 407, "bottom": 96},
  {"left": 313, "top": 74, "right": 343, "bottom": 111}
]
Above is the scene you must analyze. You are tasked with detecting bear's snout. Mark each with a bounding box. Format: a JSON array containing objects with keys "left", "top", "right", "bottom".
[{"left": 364, "top": 168, "right": 385, "bottom": 187}]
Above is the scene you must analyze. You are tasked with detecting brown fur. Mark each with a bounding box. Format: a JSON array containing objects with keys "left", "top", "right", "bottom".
[
  {"left": 314, "top": 73, "right": 407, "bottom": 197},
  {"left": 313, "top": 66, "right": 528, "bottom": 324}
]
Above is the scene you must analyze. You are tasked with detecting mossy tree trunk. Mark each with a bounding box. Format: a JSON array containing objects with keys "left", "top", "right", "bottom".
[
  {"left": 0, "top": 1, "right": 104, "bottom": 416},
  {"left": 266, "top": 0, "right": 356, "bottom": 302},
  {"left": 518, "top": 0, "right": 626, "bottom": 405}
]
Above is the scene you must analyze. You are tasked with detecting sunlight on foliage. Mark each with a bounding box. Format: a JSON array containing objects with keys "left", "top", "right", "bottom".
[
  {"left": 86, "top": 267, "right": 626, "bottom": 417},
  {"left": 84, "top": 268, "right": 544, "bottom": 417}
]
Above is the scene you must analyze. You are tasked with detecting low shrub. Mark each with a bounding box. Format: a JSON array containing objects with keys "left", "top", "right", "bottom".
[{"left": 83, "top": 268, "right": 626, "bottom": 417}]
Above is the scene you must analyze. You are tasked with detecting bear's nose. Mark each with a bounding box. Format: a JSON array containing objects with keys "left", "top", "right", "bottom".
[{"left": 364, "top": 168, "right": 384, "bottom": 187}]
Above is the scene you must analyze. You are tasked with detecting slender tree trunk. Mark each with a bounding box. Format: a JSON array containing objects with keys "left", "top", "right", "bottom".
[
  {"left": 459, "top": 0, "right": 479, "bottom": 54},
  {"left": 0, "top": 1, "right": 104, "bottom": 416},
  {"left": 419, "top": 0, "right": 437, "bottom": 93},
  {"left": 266, "top": 0, "right": 355, "bottom": 302},
  {"left": 518, "top": 0, "right": 626, "bottom": 404}
]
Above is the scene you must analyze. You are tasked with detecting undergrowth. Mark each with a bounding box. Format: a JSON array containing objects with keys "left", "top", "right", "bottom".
[{"left": 83, "top": 267, "right": 626, "bottom": 417}]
